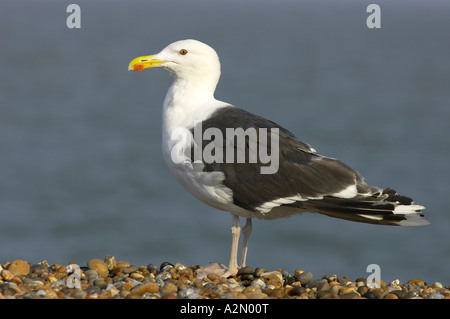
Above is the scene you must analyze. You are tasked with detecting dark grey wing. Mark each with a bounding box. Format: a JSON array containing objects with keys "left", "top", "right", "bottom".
[
  {"left": 194, "top": 106, "right": 363, "bottom": 211},
  {"left": 191, "top": 106, "right": 428, "bottom": 226}
]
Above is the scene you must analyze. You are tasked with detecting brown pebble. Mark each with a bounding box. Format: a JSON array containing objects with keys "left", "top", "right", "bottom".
[
  {"left": 161, "top": 293, "right": 178, "bottom": 299},
  {"left": 119, "top": 290, "right": 132, "bottom": 298},
  {"left": 42, "top": 288, "right": 60, "bottom": 299},
  {"left": 339, "top": 292, "right": 361, "bottom": 299},
  {"left": 294, "top": 269, "right": 304, "bottom": 276},
  {"left": 116, "top": 261, "right": 131, "bottom": 268},
  {"left": 161, "top": 282, "right": 178, "bottom": 294},
  {"left": 254, "top": 268, "right": 266, "bottom": 277},
  {"left": 267, "top": 289, "right": 288, "bottom": 299},
  {"left": 317, "top": 290, "right": 338, "bottom": 299},
  {"left": 242, "top": 285, "right": 261, "bottom": 295},
  {"left": 331, "top": 284, "right": 341, "bottom": 295},
  {"left": 329, "top": 281, "right": 340, "bottom": 287},
  {"left": 339, "top": 287, "right": 357, "bottom": 295},
  {"left": 384, "top": 293, "right": 399, "bottom": 299},
  {"left": 289, "top": 286, "right": 306, "bottom": 296},
  {"left": 93, "top": 278, "right": 107, "bottom": 289},
  {"left": 131, "top": 282, "right": 159, "bottom": 296},
  {"left": 207, "top": 273, "right": 222, "bottom": 281},
  {"left": 319, "top": 282, "right": 330, "bottom": 291},
  {"left": 408, "top": 279, "right": 425, "bottom": 287},
  {"left": 1, "top": 270, "right": 14, "bottom": 281},
  {"left": 211, "top": 282, "right": 232, "bottom": 297},
  {"left": 53, "top": 265, "right": 67, "bottom": 280},
  {"left": 123, "top": 282, "right": 134, "bottom": 290},
  {"left": 8, "top": 260, "right": 30, "bottom": 277},
  {"left": 87, "top": 259, "right": 109, "bottom": 278},
  {"left": 121, "top": 265, "right": 137, "bottom": 274},
  {"left": 371, "top": 287, "right": 384, "bottom": 295},
  {"left": 104, "top": 255, "right": 116, "bottom": 270},
  {"left": 192, "top": 278, "right": 204, "bottom": 288},
  {"left": 171, "top": 273, "right": 181, "bottom": 280},
  {"left": 244, "top": 292, "right": 268, "bottom": 299},
  {"left": 12, "top": 276, "right": 23, "bottom": 285},
  {"left": 359, "top": 286, "right": 369, "bottom": 296},
  {"left": 130, "top": 272, "right": 145, "bottom": 281},
  {"left": 47, "top": 275, "right": 58, "bottom": 284},
  {"left": 260, "top": 271, "right": 283, "bottom": 283}
]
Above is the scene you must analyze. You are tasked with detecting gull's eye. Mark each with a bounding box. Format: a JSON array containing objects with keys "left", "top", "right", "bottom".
[{"left": 179, "top": 49, "right": 188, "bottom": 55}]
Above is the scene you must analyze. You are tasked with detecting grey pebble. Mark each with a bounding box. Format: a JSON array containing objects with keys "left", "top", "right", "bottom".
[
  {"left": 306, "top": 278, "right": 327, "bottom": 289},
  {"left": 296, "top": 271, "right": 313, "bottom": 285},
  {"left": 237, "top": 266, "right": 254, "bottom": 275},
  {"left": 337, "top": 276, "right": 348, "bottom": 285},
  {"left": 113, "top": 280, "right": 126, "bottom": 287},
  {"left": 241, "top": 274, "right": 254, "bottom": 281},
  {"left": 289, "top": 286, "right": 306, "bottom": 296},
  {"left": 30, "top": 264, "right": 49, "bottom": 276},
  {"left": 73, "top": 291, "right": 88, "bottom": 299},
  {"left": 50, "top": 280, "right": 66, "bottom": 288},
  {"left": 250, "top": 278, "right": 266, "bottom": 289},
  {"left": 105, "top": 284, "right": 116, "bottom": 291},
  {"left": 254, "top": 268, "right": 267, "bottom": 277},
  {"left": 84, "top": 269, "right": 100, "bottom": 279},
  {"left": 156, "top": 278, "right": 165, "bottom": 287},
  {"left": 121, "top": 265, "right": 137, "bottom": 274},
  {"left": 362, "top": 290, "right": 377, "bottom": 299},
  {"left": 93, "top": 279, "right": 107, "bottom": 289},
  {"left": 317, "top": 290, "right": 335, "bottom": 299},
  {"left": 427, "top": 292, "right": 444, "bottom": 299},
  {"left": 84, "top": 285, "right": 101, "bottom": 294},
  {"left": 404, "top": 290, "right": 420, "bottom": 299},
  {"left": 178, "top": 287, "right": 201, "bottom": 299},
  {"left": 159, "top": 262, "right": 174, "bottom": 270},
  {"left": 390, "top": 290, "right": 405, "bottom": 298},
  {"left": 147, "top": 264, "right": 158, "bottom": 274},
  {"left": 285, "top": 275, "right": 295, "bottom": 286},
  {"left": 113, "top": 274, "right": 129, "bottom": 282},
  {"left": 322, "top": 274, "right": 347, "bottom": 285},
  {"left": 155, "top": 271, "right": 172, "bottom": 282},
  {"left": 237, "top": 267, "right": 254, "bottom": 281},
  {"left": 203, "top": 282, "right": 216, "bottom": 290},
  {"left": 322, "top": 274, "right": 338, "bottom": 282},
  {"left": 23, "top": 279, "right": 44, "bottom": 289}
]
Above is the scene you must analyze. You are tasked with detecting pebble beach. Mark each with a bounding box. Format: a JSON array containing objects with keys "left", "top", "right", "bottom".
[{"left": 0, "top": 256, "right": 448, "bottom": 299}]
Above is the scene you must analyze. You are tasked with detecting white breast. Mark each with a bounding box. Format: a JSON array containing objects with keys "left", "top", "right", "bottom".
[{"left": 160, "top": 80, "right": 241, "bottom": 213}]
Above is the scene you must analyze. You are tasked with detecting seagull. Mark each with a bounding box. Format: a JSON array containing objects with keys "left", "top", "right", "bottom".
[{"left": 128, "top": 39, "right": 428, "bottom": 277}]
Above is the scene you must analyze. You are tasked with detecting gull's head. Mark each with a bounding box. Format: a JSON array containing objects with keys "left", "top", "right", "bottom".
[{"left": 128, "top": 39, "right": 221, "bottom": 84}]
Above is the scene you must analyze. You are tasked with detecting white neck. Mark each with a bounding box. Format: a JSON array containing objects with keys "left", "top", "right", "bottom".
[{"left": 162, "top": 78, "right": 226, "bottom": 133}]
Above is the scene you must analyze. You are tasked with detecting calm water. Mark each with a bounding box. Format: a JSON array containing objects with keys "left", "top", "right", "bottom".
[{"left": 1, "top": 0, "right": 449, "bottom": 284}]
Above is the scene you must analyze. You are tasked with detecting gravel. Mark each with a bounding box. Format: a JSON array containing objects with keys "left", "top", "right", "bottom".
[{"left": 0, "top": 256, "right": 448, "bottom": 299}]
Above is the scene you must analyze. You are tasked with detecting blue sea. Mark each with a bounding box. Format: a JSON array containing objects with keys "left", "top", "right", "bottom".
[{"left": 1, "top": 0, "right": 449, "bottom": 285}]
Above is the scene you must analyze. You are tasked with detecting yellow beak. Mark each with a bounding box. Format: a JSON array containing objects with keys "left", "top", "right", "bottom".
[{"left": 128, "top": 54, "right": 165, "bottom": 71}]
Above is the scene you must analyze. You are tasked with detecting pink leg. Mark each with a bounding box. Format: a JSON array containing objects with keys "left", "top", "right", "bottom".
[
  {"left": 239, "top": 218, "right": 252, "bottom": 267},
  {"left": 195, "top": 214, "right": 241, "bottom": 278},
  {"left": 228, "top": 214, "right": 241, "bottom": 275}
]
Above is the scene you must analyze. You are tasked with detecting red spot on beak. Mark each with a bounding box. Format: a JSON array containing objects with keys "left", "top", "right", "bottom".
[{"left": 133, "top": 64, "right": 144, "bottom": 71}]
